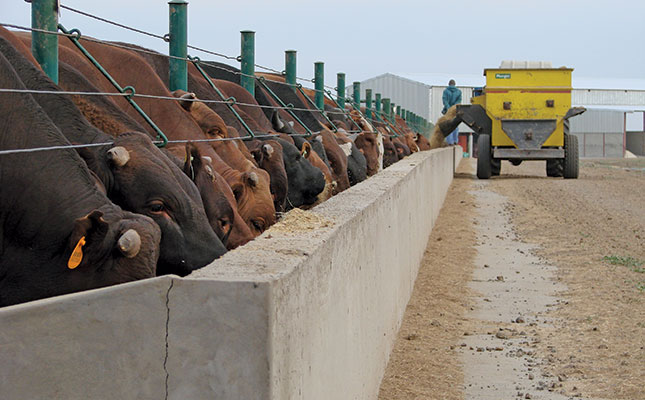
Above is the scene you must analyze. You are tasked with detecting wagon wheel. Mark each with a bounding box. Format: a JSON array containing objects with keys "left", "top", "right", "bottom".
[
  {"left": 546, "top": 159, "right": 563, "bottom": 177},
  {"left": 477, "top": 134, "right": 492, "bottom": 179},
  {"left": 491, "top": 158, "right": 501, "bottom": 176}
]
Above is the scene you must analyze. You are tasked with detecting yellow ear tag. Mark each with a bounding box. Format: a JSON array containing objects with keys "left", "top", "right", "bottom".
[{"left": 68, "top": 236, "right": 86, "bottom": 270}]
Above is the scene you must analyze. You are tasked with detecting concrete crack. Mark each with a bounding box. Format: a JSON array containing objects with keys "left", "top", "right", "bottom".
[{"left": 164, "top": 279, "right": 174, "bottom": 400}]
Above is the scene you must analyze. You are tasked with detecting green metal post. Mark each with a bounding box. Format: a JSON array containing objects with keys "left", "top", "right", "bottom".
[
  {"left": 240, "top": 30, "right": 255, "bottom": 96},
  {"left": 352, "top": 82, "right": 361, "bottom": 109},
  {"left": 336, "top": 73, "right": 346, "bottom": 110},
  {"left": 31, "top": 0, "right": 58, "bottom": 83},
  {"left": 391, "top": 103, "right": 396, "bottom": 123},
  {"left": 375, "top": 93, "right": 382, "bottom": 118},
  {"left": 285, "top": 50, "right": 297, "bottom": 89},
  {"left": 365, "top": 89, "right": 372, "bottom": 120},
  {"left": 314, "top": 62, "right": 324, "bottom": 110},
  {"left": 168, "top": 0, "right": 188, "bottom": 92},
  {"left": 396, "top": 105, "right": 401, "bottom": 117},
  {"left": 383, "top": 98, "right": 391, "bottom": 121},
  {"left": 401, "top": 108, "right": 406, "bottom": 121}
]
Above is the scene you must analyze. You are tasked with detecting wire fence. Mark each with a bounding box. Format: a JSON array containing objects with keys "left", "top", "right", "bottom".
[
  {"left": 58, "top": 4, "right": 335, "bottom": 90},
  {"left": 0, "top": 5, "right": 420, "bottom": 156}
]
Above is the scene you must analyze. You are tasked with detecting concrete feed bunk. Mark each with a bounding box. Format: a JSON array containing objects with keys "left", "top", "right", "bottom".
[{"left": 0, "top": 147, "right": 461, "bottom": 400}]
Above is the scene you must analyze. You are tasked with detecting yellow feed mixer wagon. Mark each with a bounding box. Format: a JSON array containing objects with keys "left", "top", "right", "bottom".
[{"left": 439, "top": 61, "right": 585, "bottom": 179}]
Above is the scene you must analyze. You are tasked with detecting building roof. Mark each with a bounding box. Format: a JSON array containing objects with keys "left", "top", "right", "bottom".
[{"left": 393, "top": 72, "right": 645, "bottom": 91}]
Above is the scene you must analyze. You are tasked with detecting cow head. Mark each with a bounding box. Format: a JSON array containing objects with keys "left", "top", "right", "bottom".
[
  {"left": 277, "top": 138, "right": 326, "bottom": 209},
  {"left": 230, "top": 168, "right": 276, "bottom": 235},
  {"left": 299, "top": 141, "right": 336, "bottom": 208},
  {"left": 82, "top": 132, "right": 227, "bottom": 276},
  {"left": 67, "top": 207, "right": 161, "bottom": 285},
  {"left": 403, "top": 133, "right": 420, "bottom": 153},
  {"left": 354, "top": 131, "right": 381, "bottom": 176},
  {"left": 182, "top": 142, "right": 235, "bottom": 247},
  {"left": 393, "top": 136, "right": 412, "bottom": 160},
  {"left": 416, "top": 133, "right": 431, "bottom": 151},
  {"left": 317, "top": 129, "right": 350, "bottom": 193},
  {"left": 382, "top": 134, "right": 399, "bottom": 168},
  {"left": 250, "top": 140, "right": 288, "bottom": 214}
]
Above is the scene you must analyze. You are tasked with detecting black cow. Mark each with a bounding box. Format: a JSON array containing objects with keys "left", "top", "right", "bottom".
[
  {"left": 0, "top": 50, "right": 162, "bottom": 307},
  {"left": 0, "top": 36, "right": 226, "bottom": 276},
  {"left": 275, "top": 138, "right": 325, "bottom": 209}
]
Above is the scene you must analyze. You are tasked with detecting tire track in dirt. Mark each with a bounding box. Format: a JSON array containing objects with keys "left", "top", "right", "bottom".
[{"left": 379, "top": 158, "right": 643, "bottom": 400}]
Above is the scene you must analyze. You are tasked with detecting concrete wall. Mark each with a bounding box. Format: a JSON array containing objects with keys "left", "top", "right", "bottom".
[{"left": 0, "top": 147, "right": 461, "bottom": 400}]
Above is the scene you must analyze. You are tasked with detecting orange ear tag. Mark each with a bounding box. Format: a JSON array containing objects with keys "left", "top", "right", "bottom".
[{"left": 68, "top": 236, "right": 86, "bottom": 270}]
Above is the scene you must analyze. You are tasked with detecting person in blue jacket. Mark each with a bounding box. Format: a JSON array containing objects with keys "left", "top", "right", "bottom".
[{"left": 441, "top": 79, "right": 462, "bottom": 145}]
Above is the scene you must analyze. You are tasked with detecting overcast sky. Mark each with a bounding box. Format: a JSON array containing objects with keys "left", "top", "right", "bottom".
[{"left": 4, "top": 0, "right": 644, "bottom": 89}]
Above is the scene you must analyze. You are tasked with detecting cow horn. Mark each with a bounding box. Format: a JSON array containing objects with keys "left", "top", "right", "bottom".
[
  {"left": 262, "top": 144, "right": 274, "bottom": 158},
  {"left": 107, "top": 146, "right": 130, "bottom": 167},
  {"left": 271, "top": 111, "right": 285, "bottom": 130},
  {"left": 202, "top": 156, "right": 212, "bottom": 163},
  {"left": 118, "top": 229, "right": 141, "bottom": 258},
  {"left": 247, "top": 171, "right": 259, "bottom": 187}
]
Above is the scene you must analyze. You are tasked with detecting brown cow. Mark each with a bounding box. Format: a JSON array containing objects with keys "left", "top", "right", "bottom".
[
  {"left": 172, "top": 91, "right": 276, "bottom": 233},
  {"left": 247, "top": 139, "right": 288, "bottom": 213},
  {"left": 37, "top": 34, "right": 270, "bottom": 240},
  {"left": 317, "top": 129, "right": 350, "bottom": 193}
]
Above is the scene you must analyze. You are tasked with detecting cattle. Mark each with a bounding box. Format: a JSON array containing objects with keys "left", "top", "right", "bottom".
[
  {"left": 275, "top": 138, "right": 326, "bottom": 209},
  {"left": 296, "top": 141, "right": 336, "bottom": 208},
  {"left": 1, "top": 35, "right": 227, "bottom": 275},
  {"left": 0, "top": 49, "right": 161, "bottom": 307},
  {"left": 416, "top": 133, "right": 432, "bottom": 151},
  {"left": 170, "top": 91, "right": 277, "bottom": 234},
  {"left": 8, "top": 35, "right": 244, "bottom": 248},
  {"left": 247, "top": 139, "right": 289, "bottom": 213},
  {"left": 316, "top": 129, "right": 351, "bottom": 193},
  {"left": 32, "top": 34, "right": 266, "bottom": 242},
  {"left": 392, "top": 135, "right": 412, "bottom": 159},
  {"left": 179, "top": 143, "right": 237, "bottom": 247}
]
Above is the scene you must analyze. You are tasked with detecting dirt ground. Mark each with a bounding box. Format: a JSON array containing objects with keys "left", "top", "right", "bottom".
[{"left": 378, "top": 157, "right": 644, "bottom": 400}]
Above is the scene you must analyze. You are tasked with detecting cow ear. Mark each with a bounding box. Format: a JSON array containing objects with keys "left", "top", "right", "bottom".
[
  {"left": 301, "top": 142, "right": 312, "bottom": 158},
  {"left": 182, "top": 142, "right": 202, "bottom": 182},
  {"left": 251, "top": 148, "right": 264, "bottom": 165},
  {"left": 68, "top": 210, "right": 109, "bottom": 269}
]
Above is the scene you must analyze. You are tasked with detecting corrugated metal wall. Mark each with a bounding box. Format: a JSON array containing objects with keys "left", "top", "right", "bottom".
[
  {"left": 569, "top": 109, "right": 625, "bottom": 158},
  {"left": 359, "top": 74, "right": 430, "bottom": 120},
  {"left": 572, "top": 89, "right": 645, "bottom": 107}
]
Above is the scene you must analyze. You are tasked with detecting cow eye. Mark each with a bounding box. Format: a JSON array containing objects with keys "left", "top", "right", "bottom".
[
  {"left": 148, "top": 201, "right": 166, "bottom": 214},
  {"left": 252, "top": 219, "right": 265, "bottom": 232}
]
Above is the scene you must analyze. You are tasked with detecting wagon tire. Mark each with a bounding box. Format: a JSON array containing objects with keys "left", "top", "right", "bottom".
[
  {"left": 546, "top": 159, "right": 563, "bottom": 177},
  {"left": 477, "top": 134, "right": 492, "bottom": 179},
  {"left": 563, "top": 133, "right": 579, "bottom": 179}
]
